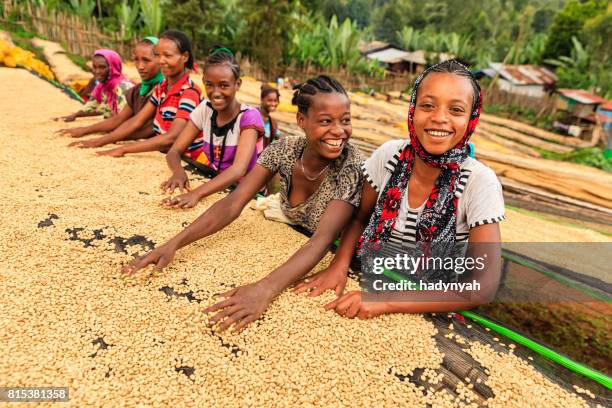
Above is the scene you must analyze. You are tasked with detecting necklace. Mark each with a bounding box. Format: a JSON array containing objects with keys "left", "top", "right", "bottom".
[{"left": 300, "top": 152, "right": 328, "bottom": 181}]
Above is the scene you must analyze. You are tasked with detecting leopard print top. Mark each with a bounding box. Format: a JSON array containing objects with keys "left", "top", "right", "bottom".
[{"left": 257, "top": 136, "right": 364, "bottom": 233}]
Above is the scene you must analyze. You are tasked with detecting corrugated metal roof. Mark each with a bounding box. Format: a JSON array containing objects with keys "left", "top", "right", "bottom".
[
  {"left": 598, "top": 100, "right": 612, "bottom": 111},
  {"left": 596, "top": 101, "right": 612, "bottom": 123},
  {"left": 557, "top": 89, "right": 607, "bottom": 105},
  {"left": 359, "top": 41, "right": 389, "bottom": 54},
  {"left": 365, "top": 48, "right": 412, "bottom": 64},
  {"left": 366, "top": 48, "right": 456, "bottom": 65},
  {"left": 404, "top": 50, "right": 455, "bottom": 65},
  {"left": 489, "top": 63, "right": 558, "bottom": 86}
]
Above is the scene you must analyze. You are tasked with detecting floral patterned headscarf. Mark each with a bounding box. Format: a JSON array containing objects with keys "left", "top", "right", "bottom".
[
  {"left": 90, "top": 49, "right": 130, "bottom": 115},
  {"left": 359, "top": 60, "right": 482, "bottom": 254}
]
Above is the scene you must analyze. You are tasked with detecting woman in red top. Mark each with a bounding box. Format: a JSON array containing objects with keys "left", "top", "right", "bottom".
[{"left": 69, "top": 30, "right": 201, "bottom": 157}]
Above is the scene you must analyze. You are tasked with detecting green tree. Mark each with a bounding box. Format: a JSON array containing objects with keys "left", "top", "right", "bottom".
[
  {"left": 319, "top": 0, "right": 371, "bottom": 28},
  {"left": 542, "top": 0, "right": 606, "bottom": 60},
  {"left": 545, "top": 37, "right": 594, "bottom": 89},
  {"left": 583, "top": 5, "right": 612, "bottom": 64},
  {"left": 163, "top": 0, "right": 218, "bottom": 57},
  {"left": 370, "top": 1, "right": 411, "bottom": 43},
  {"left": 235, "top": 0, "right": 302, "bottom": 75},
  {"left": 583, "top": 5, "right": 612, "bottom": 97}
]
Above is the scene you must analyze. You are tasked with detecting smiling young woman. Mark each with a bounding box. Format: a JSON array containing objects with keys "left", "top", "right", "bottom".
[
  {"left": 259, "top": 85, "right": 281, "bottom": 149},
  {"left": 158, "top": 46, "right": 265, "bottom": 209},
  {"left": 123, "top": 75, "right": 364, "bottom": 332}
]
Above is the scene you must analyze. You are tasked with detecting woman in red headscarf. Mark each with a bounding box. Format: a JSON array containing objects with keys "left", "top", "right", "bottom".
[{"left": 55, "top": 49, "right": 134, "bottom": 122}]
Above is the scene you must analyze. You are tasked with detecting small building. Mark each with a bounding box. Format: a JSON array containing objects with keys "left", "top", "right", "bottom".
[
  {"left": 364, "top": 46, "right": 413, "bottom": 73},
  {"left": 363, "top": 44, "right": 455, "bottom": 74},
  {"left": 553, "top": 89, "right": 607, "bottom": 139},
  {"left": 486, "top": 63, "right": 558, "bottom": 98},
  {"left": 402, "top": 50, "right": 455, "bottom": 74},
  {"left": 556, "top": 89, "right": 607, "bottom": 122},
  {"left": 595, "top": 101, "right": 612, "bottom": 157},
  {"left": 358, "top": 41, "right": 389, "bottom": 55}
]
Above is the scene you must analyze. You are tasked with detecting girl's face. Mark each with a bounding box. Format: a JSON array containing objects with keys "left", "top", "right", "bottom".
[
  {"left": 156, "top": 38, "right": 188, "bottom": 78},
  {"left": 297, "top": 92, "right": 352, "bottom": 160},
  {"left": 261, "top": 92, "right": 279, "bottom": 113},
  {"left": 92, "top": 55, "right": 110, "bottom": 82},
  {"left": 133, "top": 43, "right": 159, "bottom": 81},
  {"left": 413, "top": 72, "right": 474, "bottom": 156},
  {"left": 204, "top": 65, "right": 241, "bottom": 111}
]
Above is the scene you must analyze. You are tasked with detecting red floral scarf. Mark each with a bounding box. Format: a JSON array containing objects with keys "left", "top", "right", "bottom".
[{"left": 359, "top": 61, "right": 482, "bottom": 254}]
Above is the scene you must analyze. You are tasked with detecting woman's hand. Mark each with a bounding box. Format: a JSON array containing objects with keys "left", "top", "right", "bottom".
[
  {"left": 54, "top": 114, "right": 76, "bottom": 122},
  {"left": 205, "top": 281, "right": 275, "bottom": 332},
  {"left": 68, "top": 138, "right": 104, "bottom": 149},
  {"left": 161, "top": 169, "right": 191, "bottom": 194},
  {"left": 324, "top": 291, "right": 389, "bottom": 319},
  {"left": 57, "top": 127, "right": 86, "bottom": 138},
  {"left": 161, "top": 191, "right": 201, "bottom": 209},
  {"left": 293, "top": 262, "right": 348, "bottom": 297},
  {"left": 122, "top": 243, "right": 178, "bottom": 275},
  {"left": 96, "top": 147, "right": 126, "bottom": 157}
]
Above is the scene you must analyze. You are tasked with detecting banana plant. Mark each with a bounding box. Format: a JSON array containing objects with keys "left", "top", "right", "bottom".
[
  {"left": 286, "top": 13, "right": 381, "bottom": 77},
  {"left": 68, "top": 0, "right": 96, "bottom": 19},
  {"left": 396, "top": 27, "right": 424, "bottom": 52},
  {"left": 520, "top": 33, "right": 547, "bottom": 65},
  {"left": 443, "top": 32, "right": 476, "bottom": 62},
  {"left": 474, "top": 49, "right": 493, "bottom": 70},
  {"left": 115, "top": 0, "right": 140, "bottom": 41},
  {"left": 425, "top": 32, "right": 446, "bottom": 54},
  {"left": 139, "top": 0, "right": 164, "bottom": 36},
  {"left": 324, "top": 16, "right": 362, "bottom": 70}
]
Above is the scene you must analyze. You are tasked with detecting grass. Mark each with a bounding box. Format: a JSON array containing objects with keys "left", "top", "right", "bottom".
[
  {"left": 64, "top": 50, "right": 90, "bottom": 72},
  {"left": 536, "top": 147, "right": 612, "bottom": 172},
  {"left": 477, "top": 302, "right": 611, "bottom": 375}
]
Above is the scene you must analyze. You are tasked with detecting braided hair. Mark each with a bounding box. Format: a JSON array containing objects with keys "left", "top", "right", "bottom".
[
  {"left": 205, "top": 45, "right": 240, "bottom": 79},
  {"left": 291, "top": 75, "right": 347, "bottom": 114}
]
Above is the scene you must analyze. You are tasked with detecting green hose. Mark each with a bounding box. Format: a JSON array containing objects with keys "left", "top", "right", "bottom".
[
  {"left": 381, "top": 268, "right": 612, "bottom": 389},
  {"left": 459, "top": 310, "right": 612, "bottom": 389}
]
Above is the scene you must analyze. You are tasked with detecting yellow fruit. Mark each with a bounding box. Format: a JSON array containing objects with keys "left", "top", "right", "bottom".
[
  {"left": 0, "top": 39, "right": 10, "bottom": 52},
  {"left": 394, "top": 122, "right": 408, "bottom": 131},
  {"left": 13, "top": 49, "right": 33, "bottom": 66},
  {"left": 4, "top": 55, "right": 16, "bottom": 68},
  {"left": 277, "top": 102, "right": 297, "bottom": 113}
]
